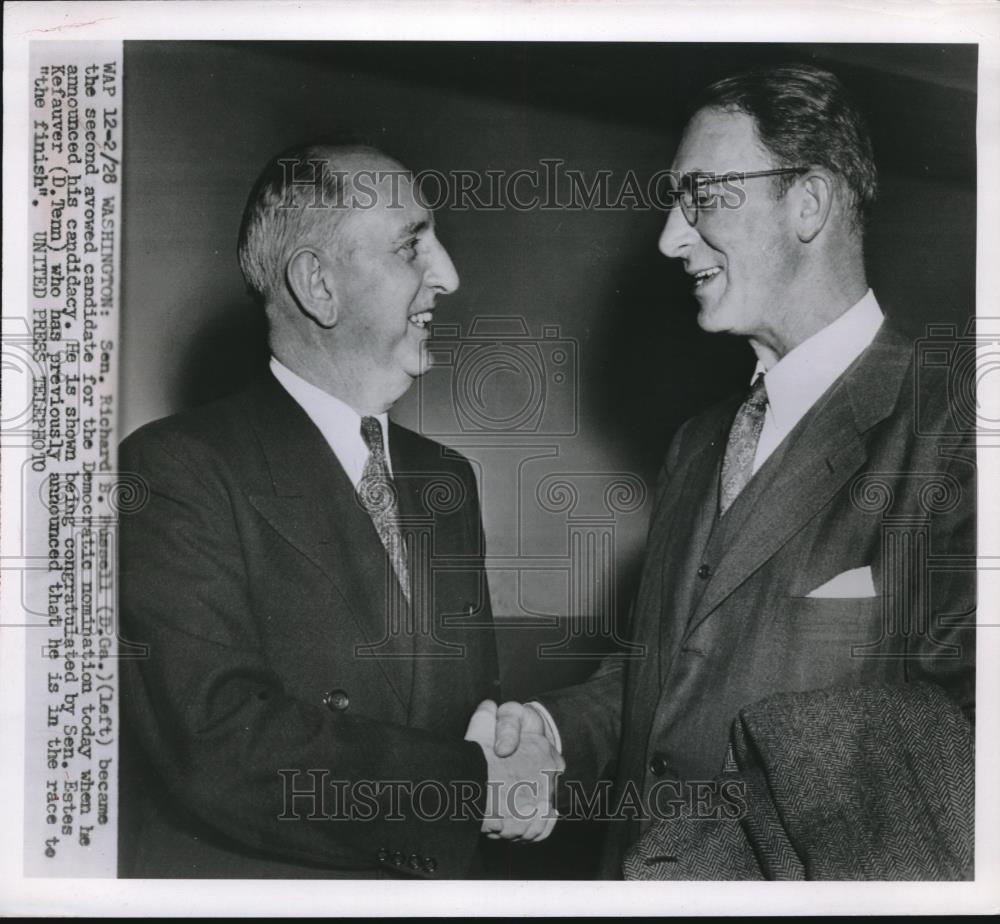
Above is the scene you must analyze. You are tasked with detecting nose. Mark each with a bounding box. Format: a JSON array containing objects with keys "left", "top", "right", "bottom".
[
  {"left": 658, "top": 204, "right": 698, "bottom": 260},
  {"left": 424, "top": 236, "right": 460, "bottom": 295}
]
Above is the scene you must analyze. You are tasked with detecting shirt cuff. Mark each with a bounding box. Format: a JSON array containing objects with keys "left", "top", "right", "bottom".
[{"left": 526, "top": 701, "right": 562, "bottom": 755}]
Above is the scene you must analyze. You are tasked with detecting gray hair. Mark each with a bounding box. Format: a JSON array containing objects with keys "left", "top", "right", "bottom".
[
  {"left": 694, "top": 64, "right": 878, "bottom": 231},
  {"left": 237, "top": 143, "right": 389, "bottom": 306}
]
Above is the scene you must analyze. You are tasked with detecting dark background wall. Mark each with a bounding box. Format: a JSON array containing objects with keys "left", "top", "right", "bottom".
[{"left": 121, "top": 41, "right": 977, "bottom": 877}]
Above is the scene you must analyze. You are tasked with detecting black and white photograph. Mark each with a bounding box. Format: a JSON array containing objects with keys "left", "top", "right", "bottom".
[{"left": 2, "top": 0, "right": 999, "bottom": 916}]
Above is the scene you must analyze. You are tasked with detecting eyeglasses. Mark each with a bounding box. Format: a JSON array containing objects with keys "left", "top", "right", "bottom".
[{"left": 666, "top": 167, "right": 809, "bottom": 226}]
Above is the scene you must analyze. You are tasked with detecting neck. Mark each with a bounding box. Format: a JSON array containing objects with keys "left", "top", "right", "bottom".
[
  {"left": 749, "top": 249, "right": 868, "bottom": 369},
  {"left": 271, "top": 340, "right": 407, "bottom": 416}
]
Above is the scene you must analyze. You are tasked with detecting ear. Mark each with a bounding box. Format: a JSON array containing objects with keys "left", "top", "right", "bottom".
[
  {"left": 793, "top": 171, "right": 834, "bottom": 243},
  {"left": 286, "top": 247, "right": 339, "bottom": 328}
]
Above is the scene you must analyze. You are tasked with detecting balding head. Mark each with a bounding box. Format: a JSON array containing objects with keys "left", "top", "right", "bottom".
[
  {"left": 236, "top": 142, "right": 459, "bottom": 413},
  {"left": 237, "top": 143, "right": 405, "bottom": 309}
]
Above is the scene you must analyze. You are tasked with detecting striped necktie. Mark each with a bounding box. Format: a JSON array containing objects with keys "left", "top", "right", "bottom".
[
  {"left": 358, "top": 416, "right": 410, "bottom": 600},
  {"left": 719, "top": 372, "right": 769, "bottom": 515}
]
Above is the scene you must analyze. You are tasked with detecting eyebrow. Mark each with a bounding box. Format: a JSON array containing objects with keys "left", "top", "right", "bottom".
[{"left": 398, "top": 217, "right": 433, "bottom": 238}]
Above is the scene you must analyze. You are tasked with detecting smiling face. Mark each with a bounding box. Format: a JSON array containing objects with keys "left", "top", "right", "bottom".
[
  {"left": 658, "top": 108, "right": 800, "bottom": 350},
  {"left": 321, "top": 169, "right": 459, "bottom": 399}
]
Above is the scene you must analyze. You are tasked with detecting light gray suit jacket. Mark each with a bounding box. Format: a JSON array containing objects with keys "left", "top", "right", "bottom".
[{"left": 542, "top": 323, "right": 976, "bottom": 878}]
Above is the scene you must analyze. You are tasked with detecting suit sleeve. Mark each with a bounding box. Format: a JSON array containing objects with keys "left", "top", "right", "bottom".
[
  {"left": 904, "top": 429, "right": 977, "bottom": 723},
  {"left": 536, "top": 420, "right": 693, "bottom": 791},
  {"left": 118, "top": 427, "right": 487, "bottom": 877}
]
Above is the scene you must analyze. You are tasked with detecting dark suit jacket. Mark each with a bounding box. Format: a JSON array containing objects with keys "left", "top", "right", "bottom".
[
  {"left": 542, "top": 322, "right": 976, "bottom": 878},
  {"left": 118, "top": 374, "right": 501, "bottom": 878}
]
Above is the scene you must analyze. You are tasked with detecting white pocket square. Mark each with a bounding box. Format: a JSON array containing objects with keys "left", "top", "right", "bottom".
[{"left": 806, "top": 566, "right": 876, "bottom": 599}]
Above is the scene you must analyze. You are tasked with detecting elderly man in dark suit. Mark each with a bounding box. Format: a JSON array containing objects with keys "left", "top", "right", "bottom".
[
  {"left": 117, "top": 144, "right": 563, "bottom": 878},
  {"left": 479, "top": 64, "right": 976, "bottom": 878}
]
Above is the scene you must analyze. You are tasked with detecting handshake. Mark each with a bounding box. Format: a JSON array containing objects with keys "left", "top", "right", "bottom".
[{"left": 464, "top": 700, "right": 565, "bottom": 843}]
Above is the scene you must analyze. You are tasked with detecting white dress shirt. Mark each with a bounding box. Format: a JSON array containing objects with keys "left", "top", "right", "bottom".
[
  {"left": 753, "top": 289, "right": 883, "bottom": 472},
  {"left": 270, "top": 357, "right": 392, "bottom": 488}
]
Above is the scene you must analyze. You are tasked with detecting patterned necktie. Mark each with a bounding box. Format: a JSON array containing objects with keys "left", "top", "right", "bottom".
[
  {"left": 719, "top": 372, "right": 769, "bottom": 515},
  {"left": 358, "top": 416, "right": 410, "bottom": 600}
]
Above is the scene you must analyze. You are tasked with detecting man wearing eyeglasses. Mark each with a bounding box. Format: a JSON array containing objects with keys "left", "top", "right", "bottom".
[{"left": 480, "top": 63, "right": 975, "bottom": 878}]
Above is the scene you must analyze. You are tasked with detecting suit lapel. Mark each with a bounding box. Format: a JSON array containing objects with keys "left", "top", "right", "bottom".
[
  {"left": 686, "top": 398, "right": 867, "bottom": 634},
  {"left": 685, "top": 325, "right": 914, "bottom": 636},
  {"left": 241, "top": 375, "right": 412, "bottom": 709},
  {"left": 389, "top": 425, "right": 485, "bottom": 728}
]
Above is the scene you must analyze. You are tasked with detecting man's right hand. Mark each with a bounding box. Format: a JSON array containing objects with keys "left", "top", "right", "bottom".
[
  {"left": 493, "top": 700, "right": 551, "bottom": 757},
  {"left": 465, "top": 700, "right": 564, "bottom": 842}
]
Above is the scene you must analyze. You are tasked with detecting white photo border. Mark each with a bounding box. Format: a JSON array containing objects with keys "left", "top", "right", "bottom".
[{"left": 3, "top": 0, "right": 999, "bottom": 916}]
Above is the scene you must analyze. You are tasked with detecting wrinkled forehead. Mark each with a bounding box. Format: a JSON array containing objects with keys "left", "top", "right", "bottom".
[{"left": 672, "top": 107, "right": 774, "bottom": 175}]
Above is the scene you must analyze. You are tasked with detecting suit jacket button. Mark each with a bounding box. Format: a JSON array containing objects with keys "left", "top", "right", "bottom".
[
  {"left": 322, "top": 689, "right": 350, "bottom": 711},
  {"left": 422, "top": 856, "right": 437, "bottom": 873},
  {"left": 392, "top": 851, "right": 405, "bottom": 866},
  {"left": 376, "top": 847, "right": 389, "bottom": 862},
  {"left": 649, "top": 754, "right": 669, "bottom": 777},
  {"left": 696, "top": 564, "right": 711, "bottom": 580},
  {"left": 407, "top": 853, "right": 421, "bottom": 870}
]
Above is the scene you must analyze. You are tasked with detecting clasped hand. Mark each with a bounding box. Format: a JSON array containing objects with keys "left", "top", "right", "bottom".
[{"left": 464, "top": 699, "right": 564, "bottom": 842}]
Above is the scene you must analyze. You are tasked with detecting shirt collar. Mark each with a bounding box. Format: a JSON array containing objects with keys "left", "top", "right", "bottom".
[
  {"left": 753, "top": 289, "right": 883, "bottom": 434},
  {"left": 269, "top": 357, "right": 391, "bottom": 483}
]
